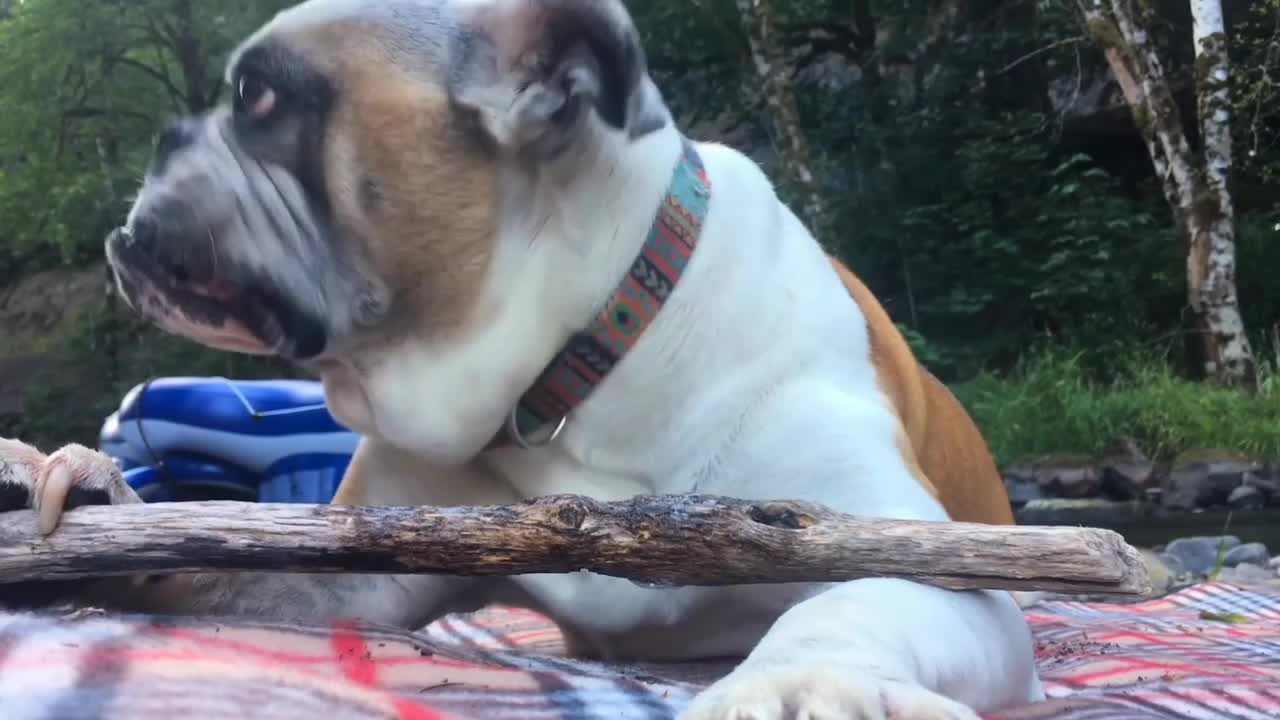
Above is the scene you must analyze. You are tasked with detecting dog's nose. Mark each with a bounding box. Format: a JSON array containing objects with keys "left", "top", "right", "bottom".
[
  {"left": 124, "top": 217, "right": 159, "bottom": 255},
  {"left": 151, "top": 117, "right": 200, "bottom": 173}
]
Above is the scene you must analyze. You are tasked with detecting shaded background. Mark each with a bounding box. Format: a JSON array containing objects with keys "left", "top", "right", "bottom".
[{"left": 0, "top": 0, "right": 1278, "bottom": 473}]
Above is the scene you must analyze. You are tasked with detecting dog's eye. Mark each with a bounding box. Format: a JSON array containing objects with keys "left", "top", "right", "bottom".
[{"left": 237, "top": 73, "right": 276, "bottom": 119}]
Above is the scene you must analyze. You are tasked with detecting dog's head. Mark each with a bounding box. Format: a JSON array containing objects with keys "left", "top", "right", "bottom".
[{"left": 106, "top": 0, "right": 670, "bottom": 364}]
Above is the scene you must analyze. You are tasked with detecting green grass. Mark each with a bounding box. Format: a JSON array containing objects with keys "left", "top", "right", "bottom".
[{"left": 951, "top": 347, "right": 1280, "bottom": 466}]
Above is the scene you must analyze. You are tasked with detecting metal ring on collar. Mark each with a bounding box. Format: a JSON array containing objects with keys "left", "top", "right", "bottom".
[{"left": 506, "top": 407, "right": 568, "bottom": 449}]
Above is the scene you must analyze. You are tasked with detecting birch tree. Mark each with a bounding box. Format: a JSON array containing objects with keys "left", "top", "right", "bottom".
[
  {"left": 1076, "top": 0, "right": 1258, "bottom": 388},
  {"left": 735, "top": 0, "right": 831, "bottom": 245}
]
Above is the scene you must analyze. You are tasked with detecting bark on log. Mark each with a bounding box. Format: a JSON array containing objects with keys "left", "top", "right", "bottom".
[{"left": 0, "top": 495, "right": 1152, "bottom": 596}]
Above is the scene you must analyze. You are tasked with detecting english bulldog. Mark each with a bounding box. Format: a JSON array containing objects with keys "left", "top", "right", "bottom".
[{"left": 0, "top": 0, "right": 1044, "bottom": 716}]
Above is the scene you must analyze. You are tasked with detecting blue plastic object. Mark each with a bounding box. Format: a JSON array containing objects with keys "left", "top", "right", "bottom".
[{"left": 98, "top": 377, "right": 360, "bottom": 504}]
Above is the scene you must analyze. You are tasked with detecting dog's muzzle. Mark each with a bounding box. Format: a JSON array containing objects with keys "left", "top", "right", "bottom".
[
  {"left": 105, "top": 224, "right": 286, "bottom": 356},
  {"left": 103, "top": 115, "right": 330, "bottom": 360}
]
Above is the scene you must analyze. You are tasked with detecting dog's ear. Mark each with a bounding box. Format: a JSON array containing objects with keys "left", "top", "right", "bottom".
[{"left": 448, "top": 0, "right": 669, "bottom": 157}]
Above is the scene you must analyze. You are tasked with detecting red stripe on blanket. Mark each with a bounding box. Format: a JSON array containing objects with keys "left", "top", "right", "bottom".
[
  {"left": 333, "top": 620, "right": 380, "bottom": 686},
  {"left": 20, "top": 649, "right": 208, "bottom": 668},
  {"left": 392, "top": 699, "right": 451, "bottom": 720},
  {"left": 16, "top": 648, "right": 451, "bottom": 720},
  {"left": 154, "top": 625, "right": 489, "bottom": 671},
  {"left": 330, "top": 621, "right": 454, "bottom": 720},
  {"left": 1066, "top": 630, "right": 1277, "bottom": 683},
  {"left": 1066, "top": 658, "right": 1274, "bottom": 686}
]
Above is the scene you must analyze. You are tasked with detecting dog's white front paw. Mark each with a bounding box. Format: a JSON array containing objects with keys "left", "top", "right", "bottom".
[{"left": 679, "top": 664, "right": 980, "bottom": 720}]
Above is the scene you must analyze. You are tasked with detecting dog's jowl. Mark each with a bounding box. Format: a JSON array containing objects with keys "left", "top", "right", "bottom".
[{"left": 0, "top": 1, "right": 1043, "bottom": 717}]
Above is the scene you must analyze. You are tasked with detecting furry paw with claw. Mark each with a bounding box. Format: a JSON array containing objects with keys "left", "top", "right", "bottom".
[
  {"left": 678, "top": 665, "right": 981, "bottom": 720},
  {"left": 0, "top": 438, "right": 143, "bottom": 608}
]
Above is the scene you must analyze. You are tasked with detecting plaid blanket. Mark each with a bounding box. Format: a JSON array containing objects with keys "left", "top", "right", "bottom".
[{"left": 0, "top": 582, "right": 1276, "bottom": 720}]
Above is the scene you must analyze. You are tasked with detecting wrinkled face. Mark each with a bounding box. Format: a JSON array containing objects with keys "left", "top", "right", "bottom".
[{"left": 105, "top": 0, "right": 665, "bottom": 361}]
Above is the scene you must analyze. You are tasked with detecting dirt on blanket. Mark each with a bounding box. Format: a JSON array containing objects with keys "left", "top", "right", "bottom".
[{"left": 1034, "top": 635, "right": 1123, "bottom": 671}]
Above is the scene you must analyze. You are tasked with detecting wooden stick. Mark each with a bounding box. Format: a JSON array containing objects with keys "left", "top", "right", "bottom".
[{"left": 0, "top": 494, "right": 1152, "bottom": 596}]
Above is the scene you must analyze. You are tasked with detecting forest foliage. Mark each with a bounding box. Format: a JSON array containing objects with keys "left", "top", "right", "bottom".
[{"left": 0, "top": 0, "right": 1278, "bottom": 460}]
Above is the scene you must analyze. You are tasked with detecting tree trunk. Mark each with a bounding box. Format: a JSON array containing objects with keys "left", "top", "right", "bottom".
[
  {"left": 169, "top": 0, "right": 214, "bottom": 113},
  {"left": 736, "top": 0, "right": 831, "bottom": 244},
  {"left": 1076, "top": 0, "right": 1257, "bottom": 388},
  {"left": 1188, "top": 0, "right": 1256, "bottom": 387}
]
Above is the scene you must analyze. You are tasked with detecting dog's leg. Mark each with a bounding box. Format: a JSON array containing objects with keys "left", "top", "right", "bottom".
[
  {"left": 679, "top": 580, "right": 1042, "bottom": 719},
  {"left": 0, "top": 436, "right": 515, "bottom": 627},
  {"left": 676, "top": 382, "right": 1044, "bottom": 718}
]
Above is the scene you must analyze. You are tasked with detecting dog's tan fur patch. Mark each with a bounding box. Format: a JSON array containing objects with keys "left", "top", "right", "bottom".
[
  {"left": 274, "top": 26, "right": 502, "bottom": 345},
  {"left": 827, "top": 256, "right": 1015, "bottom": 526},
  {"left": 331, "top": 73, "right": 498, "bottom": 340}
]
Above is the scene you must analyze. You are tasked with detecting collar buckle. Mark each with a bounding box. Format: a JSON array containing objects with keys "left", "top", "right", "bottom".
[{"left": 505, "top": 406, "right": 568, "bottom": 449}]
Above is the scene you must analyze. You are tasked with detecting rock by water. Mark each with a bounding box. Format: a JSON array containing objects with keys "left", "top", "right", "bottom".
[
  {"left": 1227, "top": 485, "right": 1266, "bottom": 510},
  {"left": 1096, "top": 438, "right": 1158, "bottom": 500},
  {"left": 1030, "top": 453, "right": 1102, "bottom": 499},
  {"left": 1001, "top": 442, "right": 1280, "bottom": 512},
  {"left": 1160, "top": 535, "right": 1241, "bottom": 577},
  {"left": 1217, "top": 563, "right": 1276, "bottom": 586},
  {"left": 1161, "top": 449, "right": 1259, "bottom": 511},
  {"left": 1223, "top": 542, "right": 1271, "bottom": 568}
]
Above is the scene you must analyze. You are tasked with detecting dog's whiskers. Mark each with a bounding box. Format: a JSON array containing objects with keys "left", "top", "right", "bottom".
[
  {"left": 207, "top": 226, "right": 219, "bottom": 275},
  {"left": 528, "top": 211, "right": 553, "bottom": 250}
]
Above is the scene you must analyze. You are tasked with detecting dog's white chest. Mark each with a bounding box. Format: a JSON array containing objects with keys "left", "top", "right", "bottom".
[
  {"left": 486, "top": 451, "right": 683, "bottom": 632},
  {"left": 509, "top": 571, "right": 787, "bottom": 660},
  {"left": 516, "top": 572, "right": 679, "bottom": 630},
  {"left": 479, "top": 447, "right": 787, "bottom": 658}
]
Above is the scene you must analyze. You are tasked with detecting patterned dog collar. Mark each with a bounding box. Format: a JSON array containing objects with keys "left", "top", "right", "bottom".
[{"left": 489, "top": 137, "right": 712, "bottom": 450}]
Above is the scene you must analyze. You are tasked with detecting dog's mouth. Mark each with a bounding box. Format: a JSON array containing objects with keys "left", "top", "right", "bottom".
[{"left": 105, "top": 226, "right": 307, "bottom": 357}]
